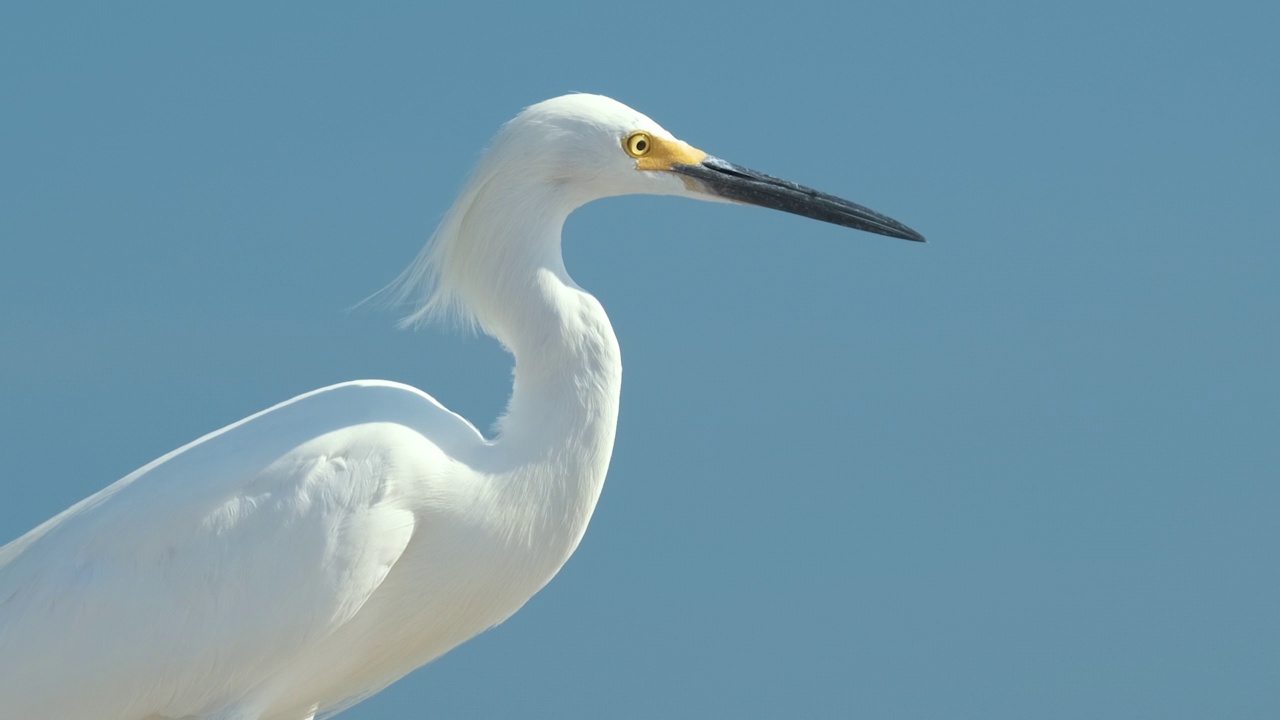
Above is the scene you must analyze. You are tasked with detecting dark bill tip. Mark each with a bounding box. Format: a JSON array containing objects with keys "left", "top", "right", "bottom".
[{"left": 672, "top": 156, "right": 925, "bottom": 243}]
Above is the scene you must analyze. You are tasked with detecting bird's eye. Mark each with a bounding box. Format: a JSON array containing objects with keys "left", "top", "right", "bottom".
[{"left": 623, "top": 131, "right": 652, "bottom": 158}]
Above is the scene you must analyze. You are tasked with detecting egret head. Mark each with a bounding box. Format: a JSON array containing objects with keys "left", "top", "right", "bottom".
[
  {"left": 389, "top": 94, "right": 922, "bottom": 332},
  {"left": 491, "top": 94, "right": 924, "bottom": 242},
  {"left": 480, "top": 94, "right": 704, "bottom": 201}
]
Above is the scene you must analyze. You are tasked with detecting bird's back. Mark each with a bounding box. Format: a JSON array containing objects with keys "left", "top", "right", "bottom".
[{"left": 0, "top": 380, "right": 486, "bottom": 719}]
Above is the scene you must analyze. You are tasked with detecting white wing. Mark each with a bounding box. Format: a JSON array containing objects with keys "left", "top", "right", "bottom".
[{"left": 0, "top": 380, "right": 484, "bottom": 719}]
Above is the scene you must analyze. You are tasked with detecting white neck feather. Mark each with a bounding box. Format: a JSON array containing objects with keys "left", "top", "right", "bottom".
[{"left": 392, "top": 163, "right": 623, "bottom": 560}]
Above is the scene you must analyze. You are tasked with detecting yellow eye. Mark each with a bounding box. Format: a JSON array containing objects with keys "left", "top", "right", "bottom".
[{"left": 623, "top": 131, "right": 652, "bottom": 158}]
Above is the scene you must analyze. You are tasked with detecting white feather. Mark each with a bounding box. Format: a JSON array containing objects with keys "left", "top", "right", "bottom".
[{"left": 0, "top": 92, "right": 918, "bottom": 719}]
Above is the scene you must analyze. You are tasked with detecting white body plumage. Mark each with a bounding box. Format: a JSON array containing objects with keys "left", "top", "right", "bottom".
[{"left": 0, "top": 94, "right": 922, "bottom": 719}]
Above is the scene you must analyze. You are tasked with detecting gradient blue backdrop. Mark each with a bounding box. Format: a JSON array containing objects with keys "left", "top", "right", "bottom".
[{"left": 2, "top": 2, "right": 1277, "bottom": 718}]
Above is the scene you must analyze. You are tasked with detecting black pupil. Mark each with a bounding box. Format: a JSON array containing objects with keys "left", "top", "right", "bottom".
[{"left": 635, "top": 139, "right": 647, "bottom": 151}]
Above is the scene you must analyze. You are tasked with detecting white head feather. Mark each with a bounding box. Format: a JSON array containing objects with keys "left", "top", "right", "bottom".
[{"left": 387, "top": 94, "right": 695, "bottom": 336}]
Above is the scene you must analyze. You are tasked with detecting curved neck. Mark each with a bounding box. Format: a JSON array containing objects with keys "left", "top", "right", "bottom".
[
  {"left": 433, "top": 175, "right": 621, "bottom": 558},
  {"left": 489, "top": 253, "right": 622, "bottom": 568},
  {"left": 496, "top": 269, "right": 622, "bottom": 459}
]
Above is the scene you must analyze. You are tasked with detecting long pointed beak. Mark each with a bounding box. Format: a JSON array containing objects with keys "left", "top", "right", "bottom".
[{"left": 671, "top": 156, "right": 925, "bottom": 242}]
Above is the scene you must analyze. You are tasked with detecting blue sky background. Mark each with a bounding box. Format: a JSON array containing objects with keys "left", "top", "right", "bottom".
[{"left": 2, "top": 2, "right": 1277, "bottom": 718}]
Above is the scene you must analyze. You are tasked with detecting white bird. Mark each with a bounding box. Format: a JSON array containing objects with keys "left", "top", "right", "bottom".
[{"left": 0, "top": 94, "right": 923, "bottom": 719}]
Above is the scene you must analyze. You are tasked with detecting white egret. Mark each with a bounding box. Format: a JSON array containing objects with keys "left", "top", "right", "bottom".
[{"left": 0, "top": 94, "right": 923, "bottom": 719}]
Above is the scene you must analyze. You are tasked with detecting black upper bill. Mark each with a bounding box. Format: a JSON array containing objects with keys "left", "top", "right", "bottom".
[{"left": 671, "top": 156, "right": 925, "bottom": 242}]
